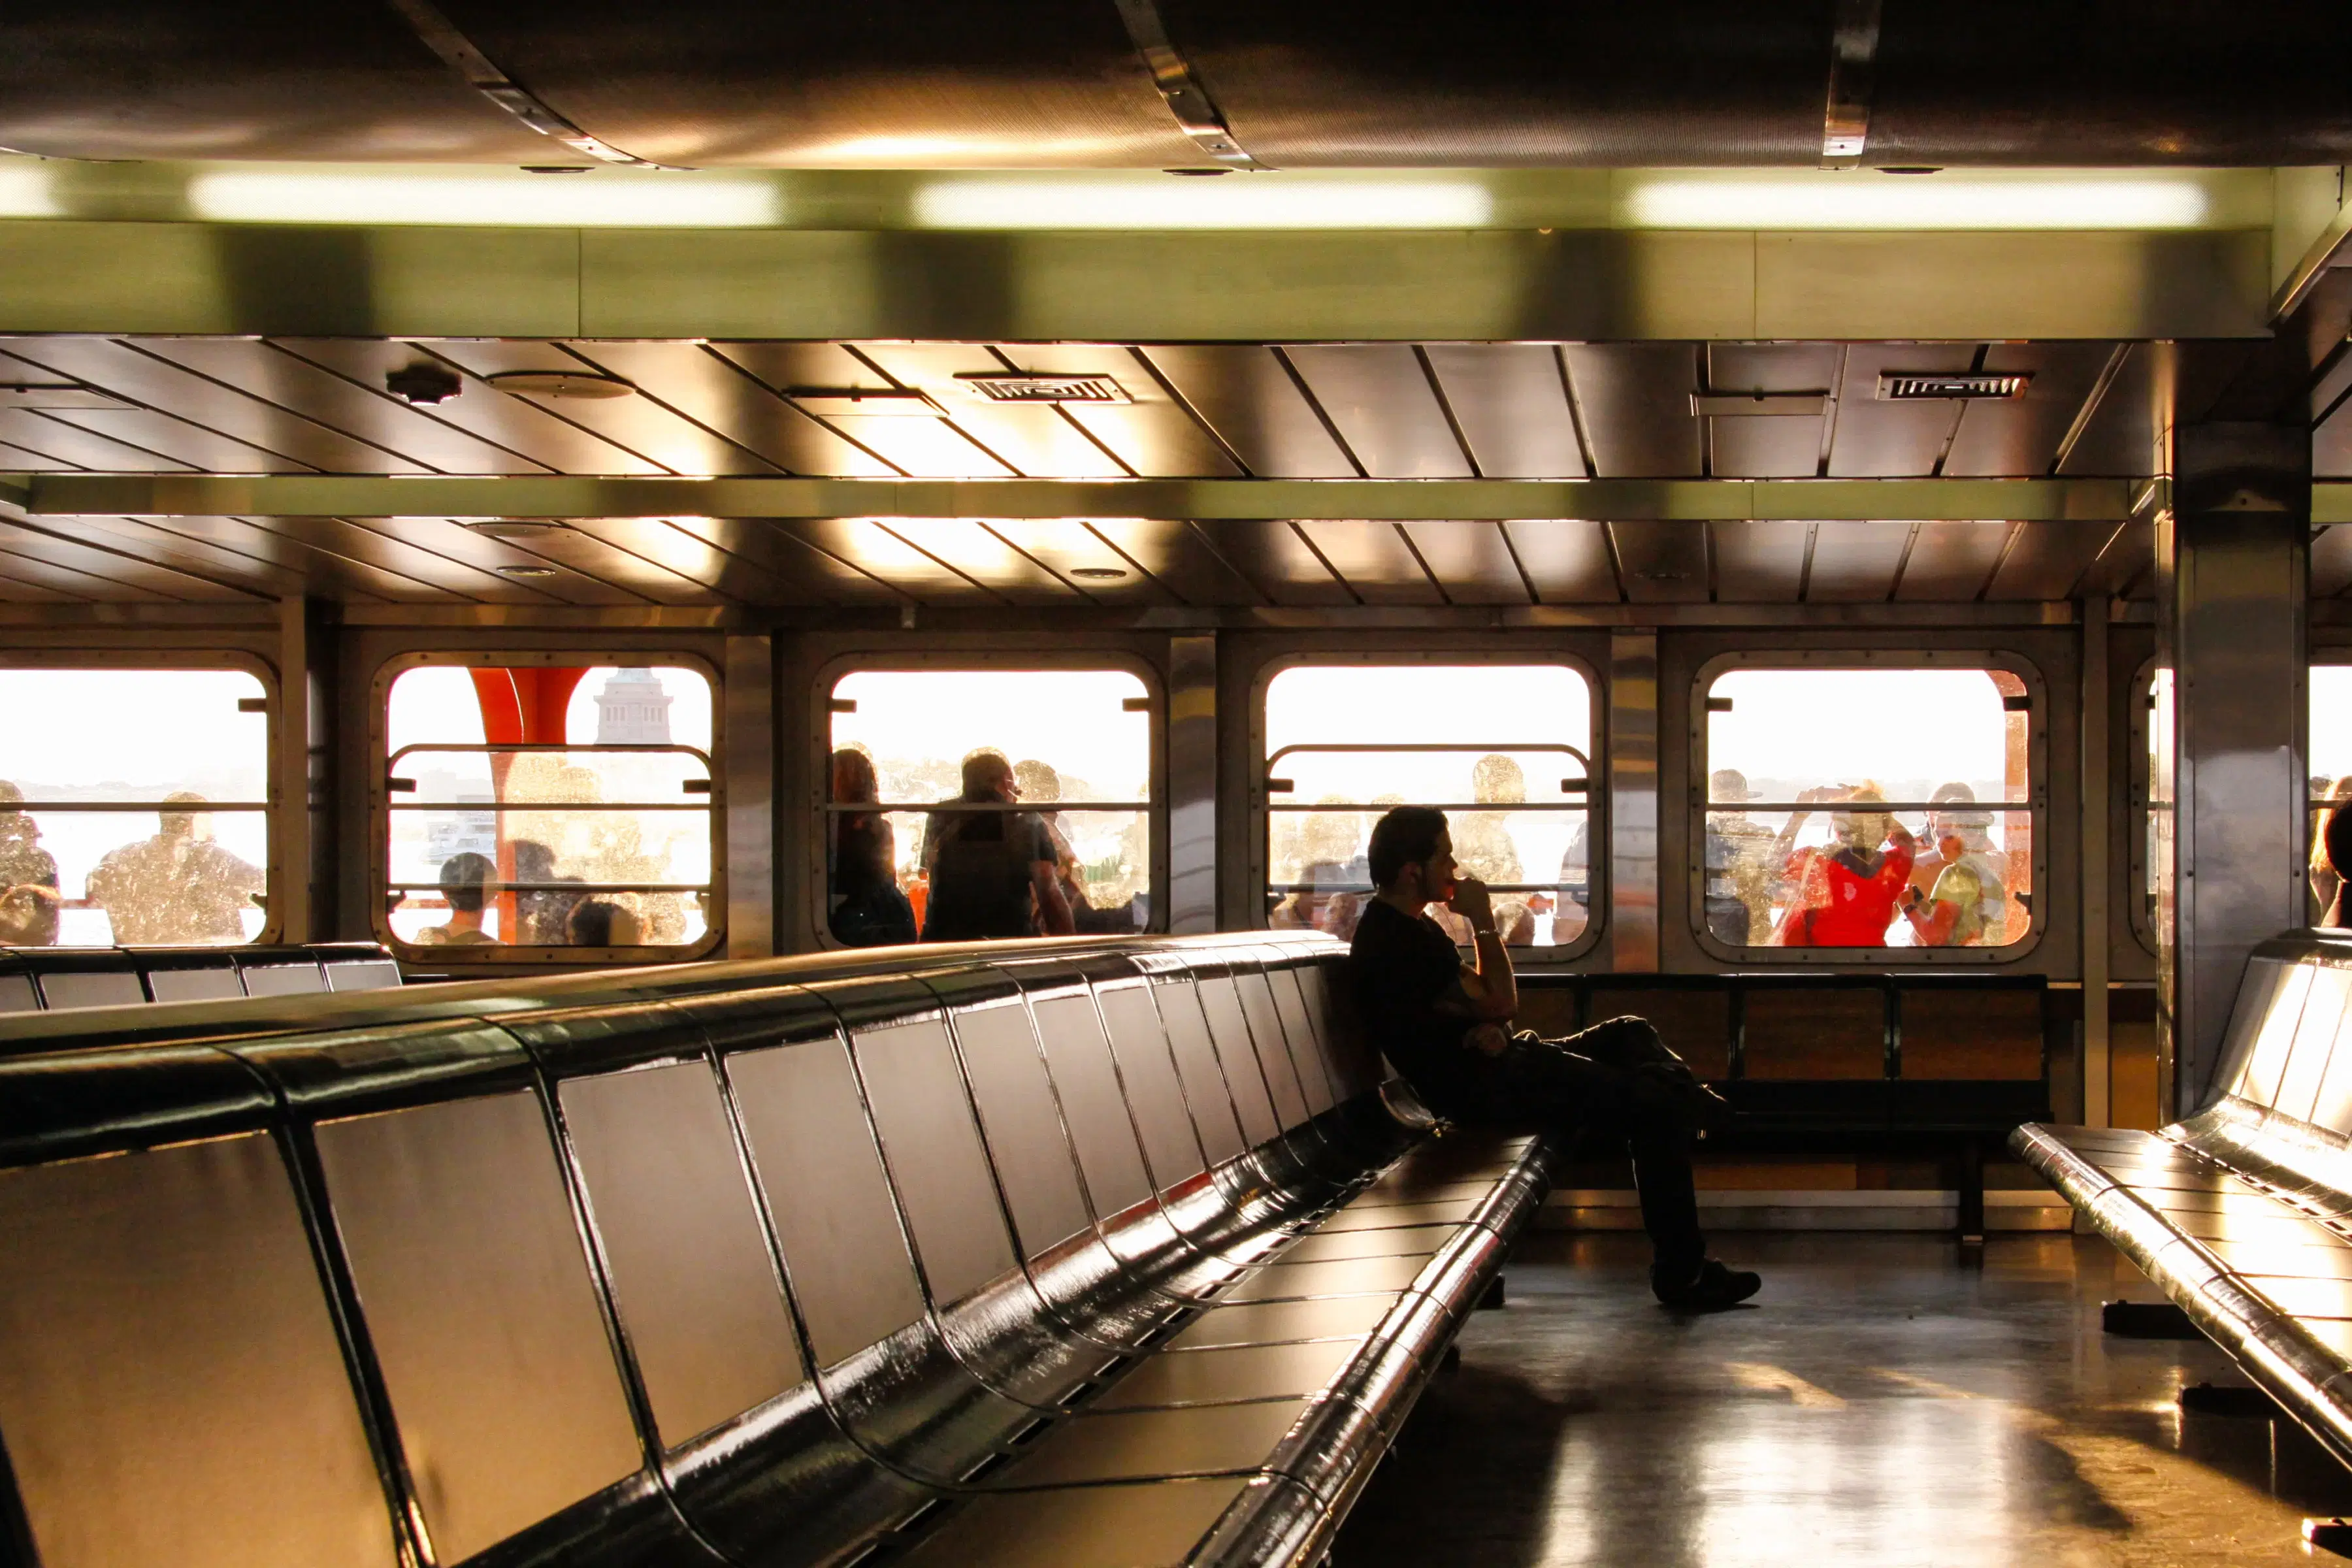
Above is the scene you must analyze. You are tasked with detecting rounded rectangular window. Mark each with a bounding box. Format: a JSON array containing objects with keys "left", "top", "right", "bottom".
[
  {"left": 1699, "top": 662, "right": 2036, "bottom": 954},
  {"left": 0, "top": 666, "right": 271, "bottom": 947},
  {"left": 826, "top": 668, "right": 1154, "bottom": 946},
  {"left": 1262, "top": 664, "right": 1595, "bottom": 951},
  {"left": 384, "top": 664, "right": 716, "bottom": 953}
]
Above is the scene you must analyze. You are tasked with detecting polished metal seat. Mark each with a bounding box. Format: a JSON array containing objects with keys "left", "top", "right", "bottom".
[
  {"left": 2016, "top": 930, "right": 2352, "bottom": 1463},
  {"left": 0, "top": 933, "right": 1551, "bottom": 1568}
]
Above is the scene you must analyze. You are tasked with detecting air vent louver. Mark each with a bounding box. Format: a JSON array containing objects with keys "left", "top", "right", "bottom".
[
  {"left": 954, "top": 372, "right": 1132, "bottom": 404},
  {"left": 1876, "top": 372, "right": 2032, "bottom": 400}
]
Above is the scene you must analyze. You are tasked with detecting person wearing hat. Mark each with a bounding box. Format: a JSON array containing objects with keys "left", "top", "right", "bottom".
[
  {"left": 1772, "top": 783, "right": 1918, "bottom": 947},
  {"left": 0, "top": 781, "right": 61, "bottom": 945},
  {"left": 1702, "top": 768, "right": 1776, "bottom": 946},
  {"left": 1901, "top": 782, "right": 2009, "bottom": 947}
]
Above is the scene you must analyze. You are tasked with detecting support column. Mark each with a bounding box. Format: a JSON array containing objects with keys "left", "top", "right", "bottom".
[
  {"left": 1166, "top": 634, "right": 1218, "bottom": 934},
  {"left": 1609, "top": 629, "right": 1661, "bottom": 972},
  {"left": 723, "top": 634, "right": 774, "bottom": 958},
  {"left": 272, "top": 596, "right": 312, "bottom": 943},
  {"left": 2156, "top": 423, "right": 2310, "bottom": 1118},
  {"left": 2081, "top": 598, "right": 2112, "bottom": 1127}
]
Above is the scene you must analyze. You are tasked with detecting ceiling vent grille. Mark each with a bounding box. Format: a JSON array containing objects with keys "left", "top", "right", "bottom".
[
  {"left": 1877, "top": 371, "right": 2032, "bottom": 400},
  {"left": 955, "top": 372, "right": 1132, "bottom": 404}
]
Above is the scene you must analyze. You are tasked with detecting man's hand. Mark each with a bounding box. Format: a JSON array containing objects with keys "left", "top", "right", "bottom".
[
  {"left": 1465, "top": 1022, "right": 1512, "bottom": 1057},
  {"left": 1447, "top": 874, "right": 1495, "bottom": 932}
]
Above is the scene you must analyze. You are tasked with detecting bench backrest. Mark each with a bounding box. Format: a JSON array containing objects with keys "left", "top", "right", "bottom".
[
  {"left": 2210, "top": 934, "right": 2352, "bottom": 1134},
  {"left": 0, "top": 941, "right": 402, "bottom": 1012},
  {"left": 0, "top": 934, "right": 1364, "bottom": 1568}
]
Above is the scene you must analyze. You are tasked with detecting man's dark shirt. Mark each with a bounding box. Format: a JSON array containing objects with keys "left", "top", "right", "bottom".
[{"left": 1348, "top": 897, "right": 1483, "bottom": 1111}]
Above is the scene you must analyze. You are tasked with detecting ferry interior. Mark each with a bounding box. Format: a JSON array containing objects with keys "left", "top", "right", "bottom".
[{"left": 9, "top": 5, "right": 2352, "bottom": 1566}]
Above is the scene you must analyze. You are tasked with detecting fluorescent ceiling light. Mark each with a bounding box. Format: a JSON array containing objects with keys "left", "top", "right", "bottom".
[
  {"left": 185, "top": 170, "right": 781, "bottom": 227},
  {"left": 0, "top": 164, "right": 57, "bottom": 219},
  {"left": 1620, "top": 176, "right": 2212, "bottom": 229},
  {"left": 913, "top": 177, "right": 1493, "bottom": 230}
]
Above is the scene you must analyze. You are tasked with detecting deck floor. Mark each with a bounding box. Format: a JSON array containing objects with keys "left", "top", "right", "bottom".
[{"left": 1333, "top": 1232, "right": 2352, "bottom": 1567}]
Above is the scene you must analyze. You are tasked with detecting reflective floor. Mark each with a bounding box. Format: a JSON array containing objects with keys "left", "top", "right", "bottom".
[{"left": 1334, "top": 1233, "right": 2352, "bottom": 1567}]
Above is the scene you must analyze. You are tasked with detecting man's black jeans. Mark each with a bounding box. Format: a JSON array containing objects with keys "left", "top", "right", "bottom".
[{"left": 1430, "top": 1016, "right": 1708, "bottom": 1284}]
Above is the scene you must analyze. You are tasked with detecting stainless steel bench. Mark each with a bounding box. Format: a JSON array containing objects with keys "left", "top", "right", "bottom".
[
  {"left": 0, "top": 933, "right": 1554, "bottom": 1568},
  {"left": 2015, "top": 930, "right": 2352, "bottom": 1465}
]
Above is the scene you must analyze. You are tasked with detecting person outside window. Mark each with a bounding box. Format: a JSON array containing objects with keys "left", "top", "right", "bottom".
[
  {"left": 828, "top": 747, "right": 917, "bottom": 947},
  {"left": 1015, "top": 757, "right": 1138, "bottom": 934},
  {"left": 1348, "top": 804, "right": 1760, "bottom": 1310},
  {"left": 2313, "top": 775, "right": 2352, "bottom": 924},
  {"left": 1701, "top": 768, "right": 1776, "bottom": 947},
  {"left": 1901, "top": 787, "right": 2008, "bottom": 947},
  {"left": 568, "top": 898, "right": 644, "bottom": 946},
  {"left": 2320, "top": 802, "right": 2352, "bottom": 929},
  {"left": 0, "top": 781, "right": 61, "bottom": 946},
  {"left": 1270, "top": 858, "right": 1365, "bottom": 941},
  {"left": 921, "top": 750, "right": 1074, "bottom": 941},
  {"left": 86, "top": 791, "right": 264, "bottom": 945},
  {"left": 413, "top": 851, "right": 498, "bottom": 945},
  {"left": 1771, "top": 783, "right": 1916, "bottom": 947}
]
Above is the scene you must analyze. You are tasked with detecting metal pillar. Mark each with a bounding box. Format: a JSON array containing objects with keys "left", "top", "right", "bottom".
[
  {"left": 2081, "top": 599, "right": 2112, "bottom": 1128},
  {"left": 723, "top": 634, "right": 774, "bottom": 958},
  {"left": 1609, "top": 629, "right": 1661, "bottom": 973},
  {"left": 272, "top": 596, "right": 312, "bottom": 943},
  {"left": 1166, "top": 634, "right": 1218, "bottom": 934},
  {"left": 2155, "top": 424, "right": 2310, "bottom": 1118}
]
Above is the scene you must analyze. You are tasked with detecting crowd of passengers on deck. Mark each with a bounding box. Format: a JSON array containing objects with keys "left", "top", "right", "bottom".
[{"left": 0, "top": 784, "right": 261, "bottom": 947}]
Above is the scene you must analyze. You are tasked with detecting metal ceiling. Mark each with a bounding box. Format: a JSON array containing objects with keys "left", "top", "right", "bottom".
[{"left": 1, "top": 3, "right": 2348, "bottom": 169}]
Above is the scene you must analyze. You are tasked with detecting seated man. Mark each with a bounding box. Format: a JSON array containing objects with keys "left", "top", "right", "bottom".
[
  {"left": 413, "top": 851, "right": 499, "bottom": 945},
  {"left": 1348, "top": 805, "right": 1760, "bottom": 1310}
]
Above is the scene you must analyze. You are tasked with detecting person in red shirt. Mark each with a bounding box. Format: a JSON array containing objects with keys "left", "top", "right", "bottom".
[{"left": 1772, "top": 785, "right": 1918, "bottom": 947}]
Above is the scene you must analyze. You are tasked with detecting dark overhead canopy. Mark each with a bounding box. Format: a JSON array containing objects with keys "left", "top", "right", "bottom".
[{"left": 2, "top": 1, "right": 2349, "bottom": 168}]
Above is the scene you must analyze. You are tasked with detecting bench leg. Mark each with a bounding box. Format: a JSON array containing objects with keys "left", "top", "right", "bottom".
[
  {"left": 1477, "top": 1275, "right": 1506, "bottom": 1310},
  {"left": 2103, "top": 1299, "right": 2202, "bottom": 1339},
  {"left": 1957, "top": 1137, "right": 1985, "bottom": 1243}
]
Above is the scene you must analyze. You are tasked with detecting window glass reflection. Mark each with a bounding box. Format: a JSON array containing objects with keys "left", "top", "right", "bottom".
[{"left": 0, "top": 668, "right": 269, "bottom": 947}]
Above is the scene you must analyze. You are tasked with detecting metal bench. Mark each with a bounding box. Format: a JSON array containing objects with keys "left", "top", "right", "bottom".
[
  {"left": 0, "top": 933, "right": 1553, "bottom": 1568},
  {"left": 2016, "top": 930, "right": 2352, "bottom": 1467},
  {"left": 0, "top": 941, "right": 403, "bottom": 1013}
]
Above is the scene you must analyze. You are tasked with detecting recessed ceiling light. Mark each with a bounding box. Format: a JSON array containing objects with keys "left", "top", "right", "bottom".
[
  {"left": 1070, "top": 566, "right": 1130, "bottom": 581},
  {"left": 485, "top": 370, "right": 635, "bottom": 400},
  {"left": 385, "top": 362, "right": 462, "bottom": 404},
  {"left": 521, "top": 165, "right": 593, "bottom": 174},
  {"left": 1877, "top": 166, "right": 1945, "bottom": 175},
  {"left": 787, "top": 389, "right": 943, "bottom": 419},
  {"left": 464, "top": 519, "right": 566, "bottom": 538},
  {"left": 495, "top": 564, "right": 558, "bottom": 578},
  {"left": 0, "top": 382, "right": 130, "bottom": 410}
]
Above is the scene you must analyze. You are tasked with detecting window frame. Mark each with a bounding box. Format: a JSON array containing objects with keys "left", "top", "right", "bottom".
[
  {"left": 2125, "top": 652, "right": 2165, "bottom": 958},
  {"left": 0, "top": 649, "right": 284, "bottom": 947},
  {"left": 810, "top": 651, "right": 1169, "bottom": 949},
  {"left": 369, "top": 649, "right": 726, "bottom": 964},
  {"left": 2304, "top": 641, "right": 2352, "bottom": 925},
  {"left": 1249, "top": 651, "right": 1606, "bottom": 963},
  {"left": 1686, "top": 647, "right": 2050, "bottom": 966}
]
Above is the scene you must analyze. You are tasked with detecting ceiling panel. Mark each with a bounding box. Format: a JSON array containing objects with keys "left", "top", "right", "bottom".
[
  {"left": 1397, "top": 521, "right": 1532, "bottom": 606},
  {"left": 248, "top": 516, "right": 561, "bottom": 602},
  {"left": 1191, "top": 520, "right": 1351, "bottom": 605},
  {"left": 1138, "top": 346, "right": 1354, "bottom": 478},
  {"left": 564, "top": 517, "right": 827, "bottom": 604},
  {"left": 852, "top": 344, "right": 1129, "bottom": 478},
  {"left": 977, "top": 519, "right": 1181, "bottom": 605},
  {"left": 710, "top": 342, "right": 1008, "bottom": 477},
  {"left": 0, "top": 410, "right": 194, "bottom": 471},
  {"left": 989, "top": 346, "right": 1241, "bottom": 479},
  {"left": 1418, "top": 346, "right": 1584, "bottom": 478},
  {"left": 1710, "top": 520, "right": 1808, "bottom": 602},
  {"left": 878, "top": 517, "right": 1087, "bottom": 603},
  {"left": 661, "top": 517, "right": 903, "bottom": 604},
  {"left": 0, "top": 536, "right": 176, "bottom": 600},
  {"left": 1942, "top": 342, "right": 2117, "bottom": 478},
  {"left": 1290, "top": 520, "right": 1443, "bottom": 606},
  {"left": 1704, "top": 345, "right": 1838, "bottom": 479},
  {"left": 2313, "top": 526, "right": 2352, "bottom": 598},
  {"left": 1805, "top": 521, "right": 1910, "bottom": 602},
  {"left": 0, "top": 562, "right": 84, "bottom": 602},
  {"left": 1986, "top": 519, "right": 2118, "bottom": 600},
  {"left": 1893, "top": 521, "right": 2013, "bottom": 600},
  {"left": 1826, "top": 344, "right": 1974, "bottom": 478},
  {"left": 0, "top": 340, "right": 402, "bottom": 474},
  {"left": 133, "top": 339, "right": 541, "bottom": 476},
  {"left": 425, "top": 341, "right": 783, "bottom": 476},
  {"left": 0, "top": 439, "right": 84, "bottom": 472},
  {"left": 564, "top": 342, "right": 895, "bottom": 478},
  {"left": 2055, "top": 344, "right": 2159, "bottom": 477},
  {"left": 37, "top": 514, "right": 316, "bottom": 600},
  {"left": 137, "top": 514, "right": 466, "bottom": 601},
  {"left": 1609, "top": 521, "right": 1708, "bottom": 604},
  {"left": 2069, "top": 519, "right": 2154, "bottom": 599},
  {"left": 1503, "top": 518, "right": 1617, "bottom": 603},
  {"left": 1075, "top": 517, "right": 1269, "bottom": 606},
  {"left": 2317, "top": 394, "right": 2352, "bottom": 481},
  {"left": 342, "top": 518, "right": 647, "bottom": 606},
  {"left": 273, "top": 340, "right": 664, "bottom": 476},
  {"left": 1281, "top": 346, "right": 1471, "bottom": 479},
  {"left": 1561, "top": 345, "right": 1700, "bottom": 478},
  {"left": 0, "top": 518, "right": 237, "bottom": 600},
  {"left": 778, "top": 519, "right": 1002, "bottom": 603}
]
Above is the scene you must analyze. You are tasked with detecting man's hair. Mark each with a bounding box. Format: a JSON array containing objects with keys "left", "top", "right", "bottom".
[
  {"left": 2328, "top": 802, "right": 2352, "bottom": 883},
  {"left": 440, "top": 851, "right": 494, "bottom": 915},
  {"left": 1367, "top": 806, "right": 1448, "bottom": 891},
  {"left": 960, "top": 749, "right": 1011, "bottom": 798},
  {"left": 159, "top": 789, "right": 207, "bottom": 838}
]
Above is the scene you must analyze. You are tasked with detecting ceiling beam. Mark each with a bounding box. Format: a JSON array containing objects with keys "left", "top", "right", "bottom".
[
  {"left": 8, "top": 473, "right": 2184, "bottom": 522},
  {"left": 0, "top": 220, "right": 2269, "bottom": 342}
]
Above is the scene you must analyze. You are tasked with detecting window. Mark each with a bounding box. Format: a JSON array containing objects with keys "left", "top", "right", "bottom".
[
  {"left": 1260, "top": 663, "right": 1595, "bottom": 951},
  {"left": 2310, "top": 662, "right": 2352, "bottom": 924},
  {"left": 384, "top": 662, "right": 717, "bottom": 953},
  {"left": 1695, "top": 660, "right": 2037, "bottom": 955},
  {"left": 825, "top": 668, "right": 1154, "bottom": 946},
  {"left": 0, "top": 665, "right": 270, "bottom": 947}
]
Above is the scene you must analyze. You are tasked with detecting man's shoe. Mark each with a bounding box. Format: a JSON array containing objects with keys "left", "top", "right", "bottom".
[{"left": 1654, "top": 1258, "right": 1762, "bottom": 1310}]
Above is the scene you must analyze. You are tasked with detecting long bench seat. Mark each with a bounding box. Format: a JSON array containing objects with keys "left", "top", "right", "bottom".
[
  {"left": 0, "top": 939, "right": 402, "bottom": 1013},
  {"left": 0, "top": 933, "right": 1556, "bottom": 1568},
  {"left": 2014, "top": 931, "right": 2352, "bottom": 1464}
]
